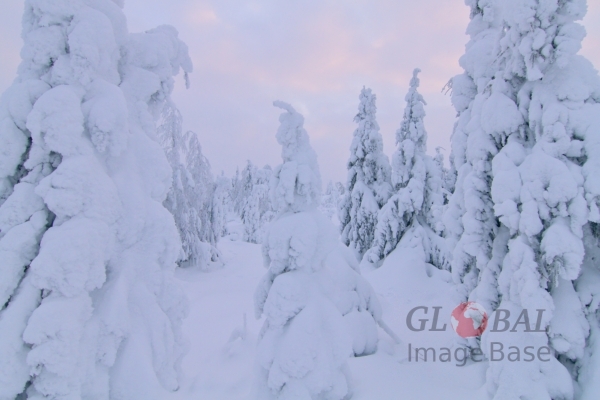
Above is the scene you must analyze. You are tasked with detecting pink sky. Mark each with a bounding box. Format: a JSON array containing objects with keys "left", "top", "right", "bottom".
[{"left": 1, "top": 0, "right": 599, "bottom": 183}]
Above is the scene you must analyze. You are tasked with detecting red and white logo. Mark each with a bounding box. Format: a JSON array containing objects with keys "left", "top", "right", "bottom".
[{"left": 451, "top": 302, "right": 488, "bottom": 338}]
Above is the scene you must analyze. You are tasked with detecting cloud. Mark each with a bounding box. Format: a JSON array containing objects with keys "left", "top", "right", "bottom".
[
  {"left": 0, "top": 1, "right": 24, "bottom": 92},
  {"left": 163, "top": 0, "right": 471, "bottom": 182},
  {"left": 186, "top": 7, "right": 219, "bottom": 25},
  {"left": 1, "top": 0, "right": 600, "bottom": 184}
]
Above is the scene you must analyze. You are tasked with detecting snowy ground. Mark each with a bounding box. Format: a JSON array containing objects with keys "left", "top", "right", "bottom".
[{"left": 166, "top": 220, "right": 489, "bottom": 399}]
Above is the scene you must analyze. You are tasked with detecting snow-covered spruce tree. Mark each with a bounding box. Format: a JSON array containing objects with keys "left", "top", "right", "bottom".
[
  {"left": 236, "top": 162, "right": 273, "bottom": 244},
  {"left": 434, "top": 147, "right": 452, "bottom": 212},
  {"left": 234, "top": 160, "right": 254, "bottom": 216},
  {"left": 158, "top": 102, "right": 220, "bottom": 268},
  {"left": 366, "top": 69, "right": 447, "bottom": 269},
  {"left": 320, "top": 181, "right": 340, "bottom": 225},
  {"left": 339, "top": 87, "right": 392, "bottom": 260},
  {"left": 256, "top": 165, "right": 276, "bottom": 240},
  {"left": 212, "top": 173, "right": 231, "bottom": 240},
  {"left": 0, "top": 1, "right": 191, "bottom": 398},
  {"left": 237, "top": 161, "right": 259, "bottom": 242},
  {"left": 436, "top": 148, "right": 454, "bottom": 228},
  {"left": 230, "top": 166, "right": 242, "bottom": 214},
  {"left": 443, "top": 0, "right": 503, "bottom": 307},
  {"left": 336, "top": 181, "right": 346, "bottom": 196},
  {"left": 446, "top": 0, "right": 600, "bottom": 398},
  {"left": 254, "top": 102, "right": 382, "bottom": 399},
  {"left": 186, "top": 132, "right": 217, "bottom": 246}
]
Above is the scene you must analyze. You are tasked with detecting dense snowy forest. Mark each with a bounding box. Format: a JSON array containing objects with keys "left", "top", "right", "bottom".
[{"left": 1, "top": 0, "right": 600, "bottom": 399}]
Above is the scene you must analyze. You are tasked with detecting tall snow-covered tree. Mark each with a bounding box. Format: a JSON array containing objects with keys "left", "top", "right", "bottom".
[
  {"left": 443, "top": 0, "right": 503, "bottom": 308},
  {"left": 233, "top": 161, "right": 254, "bottom": 216},
  {"left": 159, "top": 103, "right": 220, "bottom": 268},
  {"left": 256, "top": 165, "right": 276, "bottom": 239},
  {"left": 254, "top": 101, "right": 383, "bottom": 399},
  {"left": 320, "top": 181, "right": 341, "bottom": 225},
  {"left": 447, "top": 0, "right": 600, "bottom": 398},
  {"left": 427, "top": 147, "right": 448, "bottom": 234},
  {"left": 0, "top": 1, "right": 191, "bottom": 398},
  {"left": 182, "top": 131, "right": 218, "bottom": 249},
  {"left": 212, "top": 172, "right": 231, "bottom": 240},
  {"left": 235, "top": 161, "right": 274, "bottom": 244},
  {"left": 434, "top": 146, "right": 452, "bottom": 209},
  {"left": 339, "top": 87, "right": 392, "bottom": 260},
  {"left": 230, "top": 166, "right": 241, "bottom": 212},
  {"left": 367, "top": 69, "right": 447, "bottom": 268}
]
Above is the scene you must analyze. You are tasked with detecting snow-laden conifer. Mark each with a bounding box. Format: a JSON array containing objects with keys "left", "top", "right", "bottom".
[
  {"left": 233, "top": 161, "right": 254, "bottom": 217},
  {"left": 447, "top": 0, "right": 600, "bottom": 397},
  {"left": 236, "top": 162, "right": 273, "bottom": 244},
  {"left": 212, "top": 173, "right": 231, "bottom": 240},
  {"left": 254, "top": 101, "right": 383, "bottom": 399},
  {"left": 235, "top": 161, "right": 256, "bottom": 241},
  {"left": 256, "top": 165, "right": 276, "bottom": 240},
  {"left": 158, "top": 102, "right": 220, "bottom": 268},
  {"left": 0, "top": 1, "right": 191, "bottom": 398},
  {"left": 443, "top": 0, "right": 503, "bottom": 304},
  {"left": 367, "top": 70, "right": 447, "bottom": 268},
  {"left": 339, "top": 88, "right": 392, "bottom": 260},
  {"left": 320, "top": 181, "right": 341, "bottom": 225},
  {"left": 230, "top": 166, "right": 242, "bottom": 213}
]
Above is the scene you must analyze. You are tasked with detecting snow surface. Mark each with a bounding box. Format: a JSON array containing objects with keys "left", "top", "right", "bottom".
[
  {"left": 162, "top": 217, "right": 489, "bottom": 400},
  {"left": 2, "top": 1, "right": 599, "bottom": 398}
]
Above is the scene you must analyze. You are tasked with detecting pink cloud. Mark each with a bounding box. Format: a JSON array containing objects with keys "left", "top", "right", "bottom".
[{"left": 1, "top": 0, "right": 599, "bottom": 184}]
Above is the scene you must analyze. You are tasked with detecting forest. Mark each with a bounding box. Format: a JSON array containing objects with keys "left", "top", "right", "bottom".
[{"left": 1, "top": 0, "right": 600, "bottom": 399}]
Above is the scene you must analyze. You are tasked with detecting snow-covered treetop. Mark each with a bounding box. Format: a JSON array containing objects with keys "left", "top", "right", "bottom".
[
  {"left": 273, "top": 101, "right": 316, "bottom": 166},
  {"left": 270, "top": 101, "right": 321, "bottom": 214},
  {"left": 398, "top": 69, "right": 427, "bottom": 149},
  {"left": 354, "top": 87, "right": 379, "bottom": 130},
  {"left": 497, "top": 0, "right": 588, "bottom": 80},
  {"left": 124, "top": 25, "right": 193, "bottom": 119},
  {"left": 127, "top": 24, "right": 193, "bottom": 86},
  {"left": 450, "top": 0, "right": 501, "bottom": 118},
  {"left": 393, "top": 68, "right": 427, "bottom": 189},
  {"left": 348, "top": 87, "right": 391, "bottom": 189}
]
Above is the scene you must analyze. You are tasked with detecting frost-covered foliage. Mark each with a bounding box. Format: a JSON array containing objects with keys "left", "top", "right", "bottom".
[
  {"left": 231, "top": 163, "right": 248, "bottom": 215},
  {"left": 447, "top": 0, "right": 600, "bottom": 398},
  {"left": 320, "top": 181, "right": 343, "bottom": 226},
  {"left": 577, "top": 223, "right": 600, "bottom": 399},
  {"left": 392, "top": 70, "right": 429, "bottom": 192},
  {"left": 212, "top": 173, "right": 231, "bottom": 240},
  {"left": 434, "top": 147, "right": 453, "bottom": 206},
  {"left": 230, "top": 166, "right": 243, "bottom": 214},
  {"left": 339, "top": 88, "right": 392, "bottom": 260},
  {"left": 255, "top": 102, "right": 382, "bottom": 399},
  {"left": 239, "top": 162, "right": 261, "bottom": 243},
  {"left": 367, "top": 70, "right": 447, "bottom": 269},
  {"left": 245, "top": 165, "right": 275, "bottom": 243},
  {"left": 0, "top": 1, "right": 192, "bottom": 398},
  {"left": 233, "top": 161, "right": 274, "bottom": 244},
  {"left": 444, "top": 0, "right": 502, "bottom": 304},
  {"left": 158, "top": 101, "right": 220, "bottom": 268}
]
